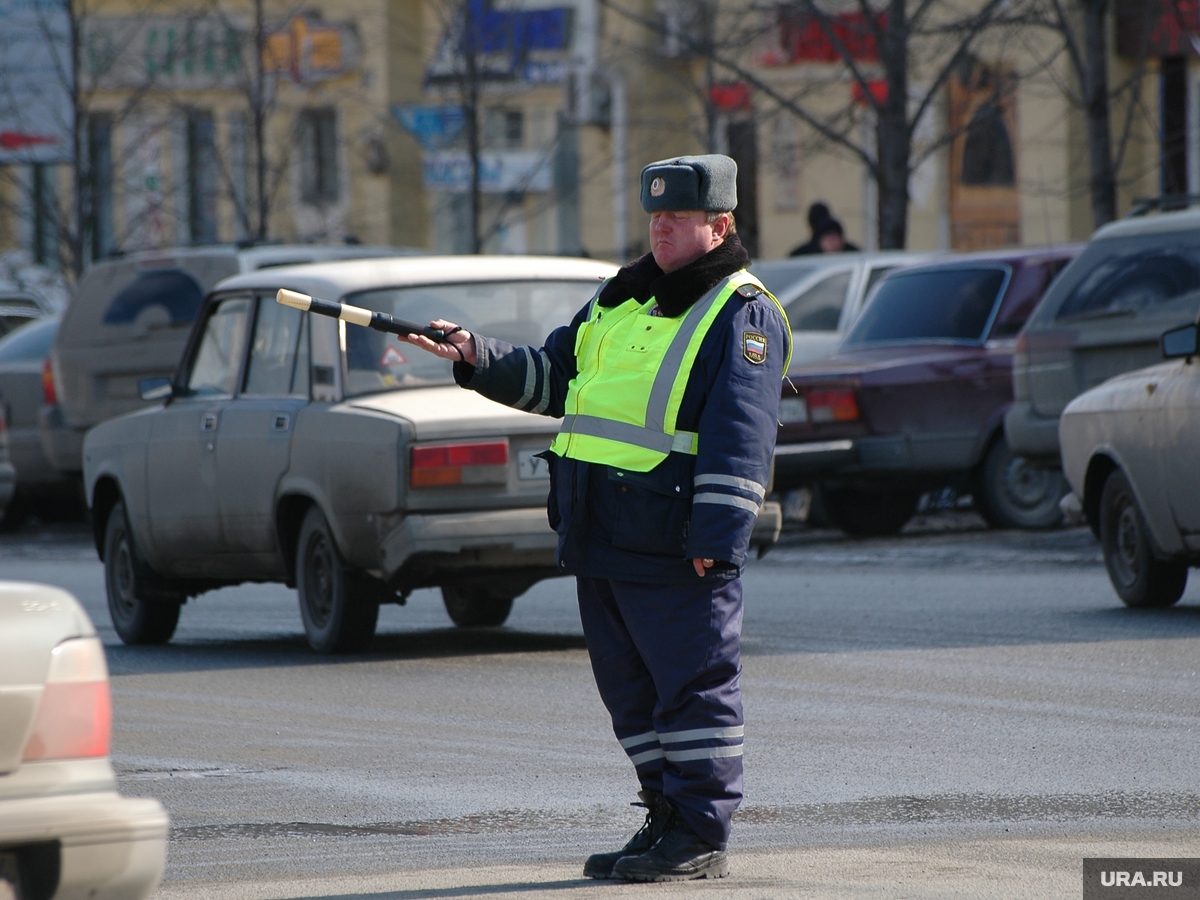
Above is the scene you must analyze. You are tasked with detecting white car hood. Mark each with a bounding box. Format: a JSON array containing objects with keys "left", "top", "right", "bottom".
[{"left": 345, "top": 385, "right": 559, "bottom": 441}]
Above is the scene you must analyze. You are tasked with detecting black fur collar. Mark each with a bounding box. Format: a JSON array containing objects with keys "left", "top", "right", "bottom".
[{"left": 597, "top": 233, "right": 750, "bottom": 317}]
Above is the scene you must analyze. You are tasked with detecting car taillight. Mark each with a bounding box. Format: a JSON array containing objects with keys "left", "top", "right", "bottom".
[
  {"left": 1015, "top": 330, "right": 1029, "bottom": 354},
  {"left": 22, "top": 637, "right": 111, "bottom": 762},
  {"left": 806, "top": 388, "right": 860, "bottom": 423},
  {"left": 410, "top": 440, "right": 509, "bottom": 487},
  {"left": 42, "top": 357, "right": 57, "bottom": 405}
]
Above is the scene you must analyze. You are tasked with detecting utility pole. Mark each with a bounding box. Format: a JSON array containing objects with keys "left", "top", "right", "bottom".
[
  {"left": 253, "top": 0, "right": 269, "bottom": 240},
  {"left": 461, "top": 0, "right": 483, "bottom": 253}
]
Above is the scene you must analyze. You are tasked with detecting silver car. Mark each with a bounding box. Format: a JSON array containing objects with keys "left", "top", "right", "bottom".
[
  {"left": 83, "top": 256, "right": 622, "bottom": 652},
  {"left": 752, "top": 252, "right": 934, "bottom": 369},
  {"left": 1059, "top": 316, "right": 1200, "bottom": 607},
  {"left": 0, "top": 581, "right": 168, "bottom": 898},
  {"left": 44, "top": 243, "right": 413, "bottom": 479}
]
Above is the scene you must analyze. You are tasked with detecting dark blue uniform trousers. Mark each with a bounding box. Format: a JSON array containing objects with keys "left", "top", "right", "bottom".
[{"left": 576, "top": 575, "right": 744, "bottom": 850}]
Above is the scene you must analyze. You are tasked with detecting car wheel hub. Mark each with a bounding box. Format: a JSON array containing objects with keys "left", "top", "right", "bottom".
[
  {"left": 1004, "top": 457, "right": 1054, "bottom": 509},
  {"left": 304, "top": 535, "right": 334, "bottom": 629},
  {"left": 1114, "top": 502, "right": 1141, "bottom": 584},
  {"left": 112, "top": 537, "right": 136, "bottom": 618}
]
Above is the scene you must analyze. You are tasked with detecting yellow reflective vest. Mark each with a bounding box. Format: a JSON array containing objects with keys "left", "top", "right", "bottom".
[{"left": 549, "top": 270, "right": 790, "bottom": 472}]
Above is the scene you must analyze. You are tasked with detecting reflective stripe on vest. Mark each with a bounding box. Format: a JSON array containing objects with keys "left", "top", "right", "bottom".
[{"left": 550, "top": 270, "right": 786, "bottom": 472}]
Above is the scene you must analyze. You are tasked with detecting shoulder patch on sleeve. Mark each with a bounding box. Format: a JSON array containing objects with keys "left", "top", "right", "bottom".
[
  {"left": 743, "top": 331, "right": 767, "bottom": 364},
  {"left": 735, "top": 284, "right": 764, "bottom": 300}
]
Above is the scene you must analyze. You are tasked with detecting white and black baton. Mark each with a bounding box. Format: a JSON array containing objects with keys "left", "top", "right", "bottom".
[{"left": 276, "top": 289, "right": 449, "bottom": 342}]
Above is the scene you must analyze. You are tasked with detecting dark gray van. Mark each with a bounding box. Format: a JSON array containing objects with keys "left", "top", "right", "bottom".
[
  {"left": 1006, "top": 209, "right": 1200, "bottom": 465},
  {"left": 42, "top": 244, "right": 415, "bottom": 475}
]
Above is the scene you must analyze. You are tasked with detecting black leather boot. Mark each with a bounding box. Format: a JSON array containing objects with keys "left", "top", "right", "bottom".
[
  {"left": 610, "top": 811, "right": 729, "bottom": 882},
  {"left": 583, "top": 790, "right": 672, "bottom": 879}
]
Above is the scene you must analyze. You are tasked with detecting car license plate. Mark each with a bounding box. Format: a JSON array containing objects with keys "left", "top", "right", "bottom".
[
  {"left": 518, "top": 449, "right": 550, "bottom": 480},
  {"left": 0, "top": 852, "right": 19, "bottom": 900},
  {"left": 779, "top": 396, "right": 808, "bottom": 424}
]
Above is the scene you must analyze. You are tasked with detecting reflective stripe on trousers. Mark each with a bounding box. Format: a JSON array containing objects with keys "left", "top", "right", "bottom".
[{"left": 576, "top": 575, "right": 744, "bottom": 850}]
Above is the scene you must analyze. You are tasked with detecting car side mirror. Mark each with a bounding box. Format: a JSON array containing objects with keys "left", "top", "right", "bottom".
[
  {"left": 139, "top": 376, "right": 174, "bottom": 401},
  {"left": 1161, "top": 324, "right": 1198, "bottom": 359}
]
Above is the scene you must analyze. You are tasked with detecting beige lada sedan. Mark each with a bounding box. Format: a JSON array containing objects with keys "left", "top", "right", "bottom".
[
  {"left": 82, "top": 256, "right": 625, "bottom": 653},
  {"left": 1059, "top": 316, "right": 1200, "bottom": 608},
  {"left": 0, "top": 581, "right": 168, "bottom": 898}
]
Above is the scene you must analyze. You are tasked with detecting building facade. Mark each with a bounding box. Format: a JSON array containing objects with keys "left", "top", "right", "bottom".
[{"left": 2, "top": 0, "right": 1198, "bottom": 270}]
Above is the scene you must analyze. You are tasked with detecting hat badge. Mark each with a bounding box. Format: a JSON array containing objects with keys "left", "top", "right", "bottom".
[{"left": 650, "top": 177, "right": 665, "bottom": 197}]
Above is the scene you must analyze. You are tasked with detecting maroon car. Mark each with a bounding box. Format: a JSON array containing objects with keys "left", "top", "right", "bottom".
[{"left": 774, "top": 246, "right": 1080, "bottom": 536}]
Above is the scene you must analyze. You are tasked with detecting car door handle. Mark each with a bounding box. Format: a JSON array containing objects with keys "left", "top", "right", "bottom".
[
  {"left": 201, "top": 413, "right": 218, "bottom": 431},
  {"left": 272, "top": 414, "right": 290, "bottom": 431}
]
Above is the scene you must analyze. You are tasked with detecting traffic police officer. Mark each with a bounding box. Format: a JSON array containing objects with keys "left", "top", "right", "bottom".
[{"left": 405, "top": 154, "right": 790, "bottom": 882}]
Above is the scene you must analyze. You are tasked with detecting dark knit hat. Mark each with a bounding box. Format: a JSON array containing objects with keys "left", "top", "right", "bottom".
[
  {"left": 815, "top": 217, "right": 844, "bottom": 238},
  {"left": 640, "top": 154, "right": 738, "bottom": 213}
]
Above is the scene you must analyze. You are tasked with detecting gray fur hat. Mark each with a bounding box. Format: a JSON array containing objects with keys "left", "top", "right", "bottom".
[{"left": 640, "top": 154, "right": 738, "bottom": 213}]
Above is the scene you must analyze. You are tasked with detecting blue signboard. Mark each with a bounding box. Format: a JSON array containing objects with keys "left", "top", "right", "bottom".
[
  {"left": 425, "top": 0, "right": 574, "bottom": 85},
  {"left": 391, "top": 105, "right": 466, "bottom": 151}
]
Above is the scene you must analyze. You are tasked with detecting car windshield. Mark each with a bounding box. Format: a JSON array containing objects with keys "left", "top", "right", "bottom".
[
  {"left": 843, "top": 267, "right": 1008, "bottom": 346},
  {"left": 343, "top": 279, "right": 600, "bottom": 395},
  {"left": 0, "top": 317, "right": 56, "bottom": 362}
]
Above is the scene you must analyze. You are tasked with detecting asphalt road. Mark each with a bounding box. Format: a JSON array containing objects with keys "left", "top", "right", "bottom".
[{"left": 2, "top": 514, "right": 1199, "bottom": 899}]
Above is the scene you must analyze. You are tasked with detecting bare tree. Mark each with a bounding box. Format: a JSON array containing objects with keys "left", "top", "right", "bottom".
[
  {"left": 0, "top": 0, "right": 175, "bottom": 278},
  {"left": 602, "top": 0, "right": 1022, "bottom": 249},
  {"left": 1025, "top": 0, "right": 1155, "bottom": 229}
]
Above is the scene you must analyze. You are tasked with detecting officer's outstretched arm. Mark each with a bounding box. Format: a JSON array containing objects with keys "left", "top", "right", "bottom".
[
  {"left": 421, "top": 300, "right": 591, "bottom": 418},
  {"left": 685, "top": 298, "right": 788, "bottom": 569}
]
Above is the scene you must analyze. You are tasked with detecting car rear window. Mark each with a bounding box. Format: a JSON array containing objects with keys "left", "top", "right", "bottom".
[
  {"left": 0, "top": 313, "right": 41, "bottom": 338},
  {"left": 752, "top": 261, "right": 820, "bottom": 297},
  {"left": 58, "top": 255, "right": 238, "bottom": 347},
  {"left": 0, "top": 317, "right": 57, "bottom": 362},
  {"left": 102, "top": 269, "right": 204, "bottom": 325},
  {"left": 1053, "top": 243, "right": 1200, "bottom": 321},
  {"left": 784, "top": 271, "right": 851, "bottom": 331},
  {"left": 343, "top": 280, "right": 599, "bottom": 395},
  {"left": 843, "top": 267, "right": 1008, "bottom": 346}
]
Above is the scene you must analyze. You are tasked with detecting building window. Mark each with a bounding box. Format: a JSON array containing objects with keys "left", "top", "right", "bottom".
[
  {"left": 88, "top": 114, "right": 114, "bottom": 260},
  {"left": 485, "top": 108, "right": 524, "bottom": 149},
  {"left": 30, "top": 164, "right": 58, "bottom": 268},
  {"left": 299, "top": 108, "right": 338, "bottom": 204},
  {"left": 961, "top": 104, "right": 1015, "bottom": 186},
  {"left": 187, "top": 110, "right": 218, "bottom": 243}
]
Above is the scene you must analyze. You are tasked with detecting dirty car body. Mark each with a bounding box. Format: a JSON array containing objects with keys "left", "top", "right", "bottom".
[
  {"left": 773, "top": 247, "right": 1079, "bottom": 536},
  {"left": 1059, "top": 319, "right": 1200, "bottom": 608},
  {"left": 83, "top": 256, "right": 618, "bottom": 652}
]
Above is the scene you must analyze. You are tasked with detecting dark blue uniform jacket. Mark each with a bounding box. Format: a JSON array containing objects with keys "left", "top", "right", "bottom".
[{"left": 453, "top": 235, "right": 788, "bottom": 584}]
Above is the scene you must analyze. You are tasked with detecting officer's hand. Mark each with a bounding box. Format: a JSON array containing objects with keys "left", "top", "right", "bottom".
[
  {"left": 692, "top": 558, "right": 715, "bottom": 578},
  {"left": 404, "top": 319, "right": 477, "bottom": 366}
]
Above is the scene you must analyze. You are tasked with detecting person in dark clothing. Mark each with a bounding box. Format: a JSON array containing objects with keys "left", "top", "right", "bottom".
[
  {"left": 789, "top": 201, "right": 860, "bottom": 255},
  {"left": 404, "top": 154, "right": 790, "bottom": 883},
  {"left": 815, "top": 216, "right": 858, "bottom": 253}
]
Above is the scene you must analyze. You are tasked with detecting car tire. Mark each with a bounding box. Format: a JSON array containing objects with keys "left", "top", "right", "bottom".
[
  {"left": 976, "top": 435, "right": 1067, "bottom": 530},
  {"left": 296, "top": 506, "right": 379, "bottom": 653},
  {"left": 820, "top": 486, "right": 919, "bottom": 537},
  {"left": 1099, "top": 469, "right": 1188, "bottom": 608},
  {"left": 441, "top": 585, "right": 515, "bottom": 628},
  {"left": 104, "top": 500, "right": 182, "bottom": 645}
]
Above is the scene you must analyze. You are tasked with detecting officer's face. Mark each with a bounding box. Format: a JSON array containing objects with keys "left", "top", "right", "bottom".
[{"left": 649, "top": 210, "right": 724, "bottom": 273}]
